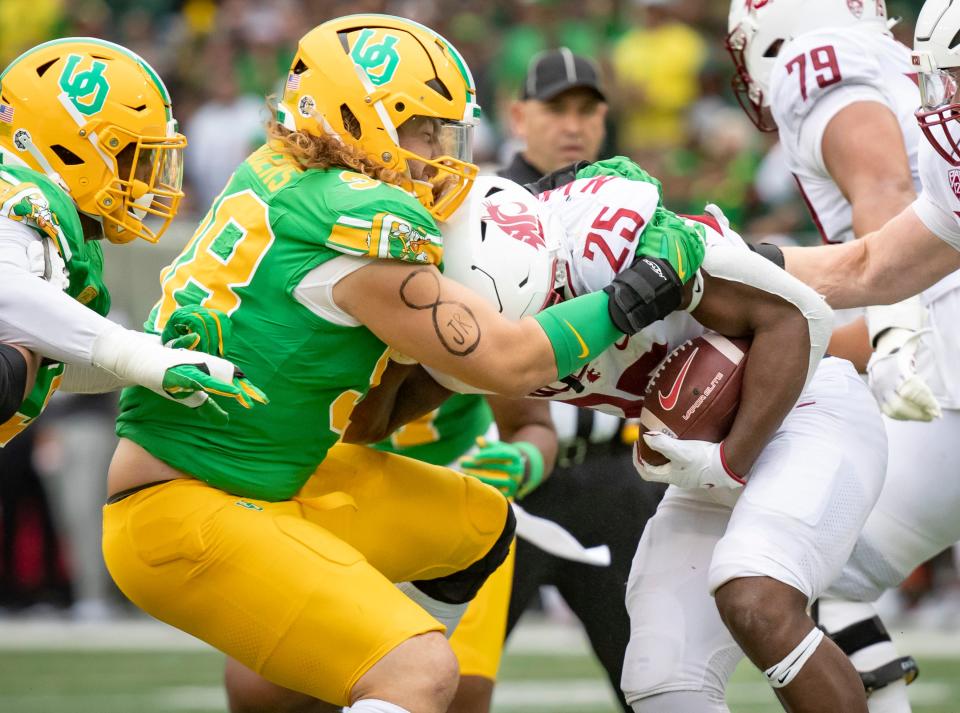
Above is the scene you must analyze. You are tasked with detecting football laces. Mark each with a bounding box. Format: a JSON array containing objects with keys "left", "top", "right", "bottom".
[{"left": 644, "top": 339, "right": 694, "bottom": 396}]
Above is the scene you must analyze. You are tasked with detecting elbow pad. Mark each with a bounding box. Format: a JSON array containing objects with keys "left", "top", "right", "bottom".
[
  {"left": 0, "top": 344, "right": 28, "bottom": 422},
  {"left": 523, "top": 161, "right": 591, "bottom": 195},
  {"left": 603, "top": 256, "right": 683, "bottom": 334},
  {"left": 704, "top": 247, "right": 833, "bottom": 391},
  {"left": 748, "top": 242, "right": 786, "bottom": 269}
]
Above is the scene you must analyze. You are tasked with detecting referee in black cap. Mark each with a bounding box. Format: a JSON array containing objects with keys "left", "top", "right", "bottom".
[
  {"left": 495, "top": 48, "right": 666, "bottom": 713},
  {"left": 500, "top": 47, "right": 609, "bottom": 184}
]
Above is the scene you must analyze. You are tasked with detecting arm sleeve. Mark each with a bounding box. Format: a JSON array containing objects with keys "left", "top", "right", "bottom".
[
  {"left": 0, "top": 266, "right": 116, "bottom": 365},
  {"left": 60, "top": 362, "right": 130, "bottom": 394},
  {"left": 701, "top": 245, "right": 834, "bottom": 391}
]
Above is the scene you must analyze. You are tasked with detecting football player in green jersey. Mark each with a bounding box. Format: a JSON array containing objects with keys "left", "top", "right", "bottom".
[
  {"left": 103, "top": 15, "right": 706, "bottom": 713},
  {"left": 0, "top": 38, "right": 265, "bottom": 446}
]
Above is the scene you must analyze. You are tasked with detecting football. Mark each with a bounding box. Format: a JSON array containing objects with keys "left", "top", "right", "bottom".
[{"left": 637, "top": 333, "right": 751, "bottom": 466}]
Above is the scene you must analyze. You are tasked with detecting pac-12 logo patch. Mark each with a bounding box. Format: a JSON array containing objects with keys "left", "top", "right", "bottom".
[
  {"left": 12, "top": 128, "right": 30, "bottom": 151},
  {"left": 949, "top": 169, "right": 960, "bottom": 201},
  {"left": 298, "top": 95, "right": 315, "bottom": 117}
]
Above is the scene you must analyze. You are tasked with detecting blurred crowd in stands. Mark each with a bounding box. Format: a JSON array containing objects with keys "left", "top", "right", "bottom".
[{"left": 4, "top": 0, "right": 956, "bottom": 627}]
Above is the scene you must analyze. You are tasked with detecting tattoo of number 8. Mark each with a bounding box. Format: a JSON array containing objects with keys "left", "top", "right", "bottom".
[{"left": 399, "top": 268, "right": 482, "bottom": 356}]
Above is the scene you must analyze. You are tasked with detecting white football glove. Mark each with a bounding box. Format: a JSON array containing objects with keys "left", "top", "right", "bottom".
[
  {"left": 26, "top": 238, "right": 68, "bottom": 291},
  {"left": 867, "top": 328, "right": 941, "bottom": 422},
  {"left": 634, "top": 432, "right": 745, "bottom": 490}
]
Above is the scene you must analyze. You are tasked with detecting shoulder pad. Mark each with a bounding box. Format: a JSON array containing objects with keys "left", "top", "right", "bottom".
[
  {"left": 771, "top": 29, "right": 885, "bottom": 129},
  {"left": 283, "top": 169, "right": 443, "bottom": 266}
]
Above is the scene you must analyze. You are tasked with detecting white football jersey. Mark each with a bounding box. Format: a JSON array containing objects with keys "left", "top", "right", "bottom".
[
  {"left": 771, "top": 26, "right": 920, "bottom": 245},
  {"left": 913, "top": 137, "right": 960, "bottom": 253},
  {"left": 528, "top": 176, "right": 742, "bottom": 416}
]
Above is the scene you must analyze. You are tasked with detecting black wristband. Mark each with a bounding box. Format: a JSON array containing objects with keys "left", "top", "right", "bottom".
[
  {"left": 748, "top": 242, "right": 785, "bottom": 269},
  {"left": 523, "top": 161, "right": 591, "bottom": 196},
  {"left": 603, "top": 256, "right": 683, "bottom": 334},
  {"left": 0, "top": 344, "right": 28, "bottom": 422}
]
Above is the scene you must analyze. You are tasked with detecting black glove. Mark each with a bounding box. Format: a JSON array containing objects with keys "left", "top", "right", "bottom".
[{"left": 604, "top": 256, "right": 683, "bottom": 334}]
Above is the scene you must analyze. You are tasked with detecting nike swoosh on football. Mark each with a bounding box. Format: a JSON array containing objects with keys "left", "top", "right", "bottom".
[
  {"left": 563, "top": 319, "right": 590, "bottom": 359},
  {"left": 658, "top": 347, "right": 699, "bottom": 411}
]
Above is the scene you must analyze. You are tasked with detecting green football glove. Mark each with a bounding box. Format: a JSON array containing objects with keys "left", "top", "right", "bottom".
[
  {"left": 576, "top": 157, "right": 704, "bottom": 283},
  {"left": 636, "top": 206, "right": 706, "bottom": 284},
  {"left": 459, "top": 437, "right": 545, "bottom": 500},
  {"left": 161, "top": 362, "right": 268, "bottom": 427},
  {"left": 576, "top": 155, "right": 664, "bottom": 202},
  {"left": 162, "top": 305, "right": 231, "bottom": 356},
  {"left": 159, "top": 306, "right": 266, "bottom": 425}
]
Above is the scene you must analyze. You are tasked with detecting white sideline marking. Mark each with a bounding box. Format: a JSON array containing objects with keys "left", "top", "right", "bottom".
[
  {"left": 492, "top": 679, "right": 616, "bottom": 707},
  {"left": 3, "top": 616, "right": 960, "bottom": 662}
]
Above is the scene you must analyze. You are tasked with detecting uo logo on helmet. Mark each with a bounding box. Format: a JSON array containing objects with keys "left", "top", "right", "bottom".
[
  {"left": 58, "top": 54, "right": 111, "bottom": 116},
  {"left": 350, "top": 29, "right": 401, "bottom": 87}
]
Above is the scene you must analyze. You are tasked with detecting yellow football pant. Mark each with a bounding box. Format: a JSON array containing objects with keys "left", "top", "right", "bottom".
[
  {"left": 102, "top": 443, "right": 509, "bottom": 706},
  {"left": 449, "top": 541, "right": 516, "bottom": 678}
]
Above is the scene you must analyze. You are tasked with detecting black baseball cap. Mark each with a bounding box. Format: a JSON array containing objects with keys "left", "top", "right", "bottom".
[{"left": 521, "top": 47, "right": 607, "bottom": 102}]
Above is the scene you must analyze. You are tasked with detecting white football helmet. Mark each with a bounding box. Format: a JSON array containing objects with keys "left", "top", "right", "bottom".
[
  {"left": 726, "top": 0, "right": 888, "bottom": 131},
  {"left": 441, "top": 175, "right": 564, "bottom": 320},
  {"left": 429, "top": 175, "right": 565, "bottom": 394},
  {"left": 914, "top": 0, "right": 960, "bottom": 165}
]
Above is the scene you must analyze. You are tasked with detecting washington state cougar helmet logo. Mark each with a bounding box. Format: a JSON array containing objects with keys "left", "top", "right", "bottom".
[
  {"left": 949, "top": 170, "right": 960, "bottom": 202},
  {"left": 482, "top": 201, "right": 546, "bottom": 249}
]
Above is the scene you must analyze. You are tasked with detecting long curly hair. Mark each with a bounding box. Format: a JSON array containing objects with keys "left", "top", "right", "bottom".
[{"left": 265, "top": 119, "right": 407, "bottom": 188}]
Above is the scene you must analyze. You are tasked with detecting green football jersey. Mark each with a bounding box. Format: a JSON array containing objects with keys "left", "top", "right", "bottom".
[
  {"left": 117, "top": 143, "right": 445, "bottom": 501},
  {"left": 0, "top": 161, "right": 110, "bottom": 446},
  {"left": 375, "top": 393, "right": 493, "bottom": 467}
]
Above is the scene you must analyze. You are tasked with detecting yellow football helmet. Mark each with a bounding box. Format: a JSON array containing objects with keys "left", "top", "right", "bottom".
[
  {"left": 277, "top": 14, "right": 480, "bottom": 222},
  {"left": 0, "top": 38, "right": 185, "bottom": 243}
]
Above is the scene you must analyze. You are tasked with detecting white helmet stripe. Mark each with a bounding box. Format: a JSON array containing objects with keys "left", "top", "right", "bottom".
[{"left": 57, "top": 92, "right": 113, "bottom": 172}]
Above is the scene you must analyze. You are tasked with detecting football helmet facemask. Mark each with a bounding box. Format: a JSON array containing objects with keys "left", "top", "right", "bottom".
[{"left": 914, "top": 0, "right": 960, "bottom": 165}]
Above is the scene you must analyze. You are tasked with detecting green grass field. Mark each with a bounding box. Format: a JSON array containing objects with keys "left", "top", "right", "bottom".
[{"left": 0, "top": 620, "right": 957, "bottom": 713}]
